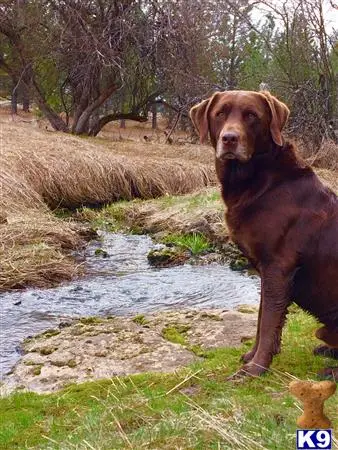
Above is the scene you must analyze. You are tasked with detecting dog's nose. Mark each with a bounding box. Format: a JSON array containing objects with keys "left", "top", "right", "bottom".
[{"left": 222, "top": 132, "right": 239, "bottom": 145}]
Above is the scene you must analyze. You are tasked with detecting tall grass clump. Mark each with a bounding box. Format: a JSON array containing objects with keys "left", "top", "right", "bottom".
[
  {"left": 2, "top": 124, "right": 216, "bottom": 211},
  {"left": 162, "top": 233, "right": 213, "bottom": 255}
]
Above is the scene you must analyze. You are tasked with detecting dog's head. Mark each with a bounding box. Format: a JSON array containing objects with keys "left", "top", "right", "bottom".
[{"left": 190, "top": 90, "right": 290, "bottom": 163}]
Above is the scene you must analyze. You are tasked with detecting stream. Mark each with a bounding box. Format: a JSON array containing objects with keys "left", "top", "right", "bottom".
[{"left": 0, "top": 232, "right": 260, "bottom": 377}]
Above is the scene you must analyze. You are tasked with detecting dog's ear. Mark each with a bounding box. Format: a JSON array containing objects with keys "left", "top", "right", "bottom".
[
  {"left": 189, "top": 98, "right": 211, "bottom": 143},
  {"left": 260, "top": 91, "right": 290, "bottom": 146}
]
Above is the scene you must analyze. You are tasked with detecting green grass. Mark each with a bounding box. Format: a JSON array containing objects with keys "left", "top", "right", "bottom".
[
  {"left": 73, "top": 189, "right": 222, "bottom": 235},
  {"left": 162, "top": 233, "right": 213, "bottom": 255},
  {"left": 77, "top": 202, "right": 133, "bottom": 232},
  {"left": 1, "top": 310, "right": 337, "bottom": 449},
  {"left": 162, "top": 324, "right": 208, "bottom": 358},
  {"left": 162, "top": 324, "right": 191, "bottom": 345},
  {"left": 132, "top": 314, "right": 149, "bottom": 326},
  {"left": 153, "top": 189, "right": 221, "bottom": 210}
]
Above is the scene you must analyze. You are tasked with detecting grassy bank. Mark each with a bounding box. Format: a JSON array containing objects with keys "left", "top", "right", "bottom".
[
  {"left": 1, "top": 309, "right": 337, "bottom": 449},
  {"left": 0, "top": 122, "right": 215, "bottom": 291},
  {"left": 77, "top": 165, "right": 338, "bottom": 244},
  {"left": 78, "top": 188, "right": 226, "bottom": 243}
]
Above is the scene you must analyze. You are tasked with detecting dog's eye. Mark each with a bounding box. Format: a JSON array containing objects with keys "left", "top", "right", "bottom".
[
  {"left": 245, "top": 111, "right": 257, "bottom": 120},
  {"left": 216, "top": 111, "right": 226, "bottom": 118}
]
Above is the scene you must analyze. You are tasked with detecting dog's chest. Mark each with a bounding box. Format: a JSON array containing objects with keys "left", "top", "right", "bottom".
[{"left": 225, "top": 210, "right": 260, "bottom": 265}]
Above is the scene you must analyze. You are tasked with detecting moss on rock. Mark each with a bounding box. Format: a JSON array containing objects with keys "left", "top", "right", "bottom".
[{"left": 147, "top": 247, "right": 190, "bottom": 268}]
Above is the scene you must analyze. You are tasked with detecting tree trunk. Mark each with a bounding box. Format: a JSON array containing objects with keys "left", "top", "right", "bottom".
[
  {"left": 37, "top": 101, "right": 69, "bottom": 132},
  {"left": 31, "top": 77, "right": 69, "bottom": 132},
  {"left": 167, "top": 109, "right": 175, "bottom": 128},
  {"left": 120, "top": 119, "right": 126, "bottom": 129},
  {"left": 152, "top": 102, "right": 157, "bottom": 129},
  {"left": 165, "top": 111, "right": 181, "bottom": 144},
  {"left": 21, "top": 67, "right": 32, "bottom": 112},
  {"left": 11, "top": 82, "right": 18, "bottom": 115},
  {"left": 180, "top": 115, "right": 187, "bottom": 131},
  {"left": 89, "top": 108, "right": 100, "bottom": 133},
  {"left": 73, "top": 85, "right": 117, "bottom": 134},
  {"left": 71, "top": 91, "right": 89, "bottom": 133},
  {"left": 22, "top": 82, "right": 30, "bottom": 112}
]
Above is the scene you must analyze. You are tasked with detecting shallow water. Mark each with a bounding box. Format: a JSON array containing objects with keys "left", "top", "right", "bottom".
[{"left": 0, "top": 232, "right": 260, "bottom": 377}]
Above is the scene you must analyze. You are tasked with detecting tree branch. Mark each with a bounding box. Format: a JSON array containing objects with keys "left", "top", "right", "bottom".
[{"left": 89, "top": 112, "right": 148, "bottom": 136}]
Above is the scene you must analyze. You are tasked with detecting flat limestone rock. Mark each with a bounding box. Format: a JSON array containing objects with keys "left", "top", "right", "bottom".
[
  {"left": 145, "top": 309, "right": 258, "bottom": 349},
  {"left": 2, "top": 308, "right": 257, "bottom": 394}
]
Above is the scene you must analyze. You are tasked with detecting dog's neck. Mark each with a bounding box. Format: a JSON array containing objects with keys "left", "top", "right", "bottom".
[{"left": 216, "top": 142, "right": 307, "bottom": 207}]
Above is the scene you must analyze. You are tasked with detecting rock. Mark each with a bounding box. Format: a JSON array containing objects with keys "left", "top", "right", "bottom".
[
  {"left": 30, "top": 365, "right": 42, "bottom": 376},
  {"left": 59, "top": 321, "right": 73, "bottom": 329},
  {"left": 147, "top": 247, "right": 190, "bottom": 268},
  {"left": 230, "top": 257, "right": 250, "bottom": 271},
  {"left": 94, "top": 248, "right": 109, "bottom": 258},
  {"left": 2, "top": 308, "right": 257, "bottom": 394},
  {"left": 221, "top": 242, "right": 252, "bottom": 272},
  {"left": 237, "top": 305, "right": 259, "bottom": 314},
  {"left": 193, "top": 252, "right": 224, "bottom": 265},
  {"left": 39, "top": 346, "right": 58, "bottom": 355}
]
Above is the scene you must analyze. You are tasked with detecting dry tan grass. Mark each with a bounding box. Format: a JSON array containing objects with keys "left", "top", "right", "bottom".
[
  {"left": 0, "top": 210, "right": 90, "bottom": 290},
  {"left": 1, "top": 122, "right": 215, "bottom": 210},
  {"left": 310, "top": 139, "right": 338, "bottom": 170},
  {"left": 294, "top": 138, "right": 338, "bottom": 171},
  {"left": 0, "top": 121, "right": 215, "bottom": 290},
  {"left": 315, "top": 167, "right": 338, "bottom": 193}
]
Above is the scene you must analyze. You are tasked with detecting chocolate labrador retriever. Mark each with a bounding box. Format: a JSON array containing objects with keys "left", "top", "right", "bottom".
[{"left": 190, "top": 90, "right": 338, "bottom": 379}]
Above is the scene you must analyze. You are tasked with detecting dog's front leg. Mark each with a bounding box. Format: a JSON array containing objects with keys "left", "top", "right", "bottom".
[
  {"left": 241, "top": 300, "right": 262, "bottom": 363},
  {"left": 235, "top": 267, "right": 290, "bottom": 377}
]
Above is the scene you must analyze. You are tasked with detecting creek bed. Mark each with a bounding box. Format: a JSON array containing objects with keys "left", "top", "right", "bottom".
[{"left": 0, "top": 232, "right": 260, "bottom": 377}]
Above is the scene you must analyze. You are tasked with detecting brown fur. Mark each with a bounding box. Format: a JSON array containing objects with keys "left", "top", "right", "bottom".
[{"left": 190, "top": 90, "right": 338, "bottom": 379}]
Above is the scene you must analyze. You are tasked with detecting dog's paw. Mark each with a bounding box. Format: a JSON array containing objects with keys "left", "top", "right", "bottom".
[
  {"left": 240, "top": 349, "right": 256, "bottom": 363},
  {"left": 317, "top": 367, "right": 338, "bottom": 381},
  {"left": 314, "top": 345, "right": 338, "bottom": 359},
  {"left": 227, "top": 362, "right": 267, "bottom": 381}
]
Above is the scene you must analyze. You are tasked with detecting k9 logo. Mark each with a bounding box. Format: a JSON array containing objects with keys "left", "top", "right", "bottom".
[{"left": 296, "top": 429, "right": 332, "bottom": 449}]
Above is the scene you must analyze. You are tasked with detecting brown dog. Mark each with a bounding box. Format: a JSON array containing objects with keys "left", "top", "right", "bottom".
[{"left": 190, "top": 90, "right": 338, "bottom": 379}]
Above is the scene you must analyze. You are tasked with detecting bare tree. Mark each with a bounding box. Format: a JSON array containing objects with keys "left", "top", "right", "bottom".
[
  {"left": 0, "top": 0, "right": 162, "bottom": 134},
  {"left": 224, "top": 0, "right": 337, "bottom": 144},
  {"left": 1, "top": 0, "right": 335, "bottom": 143},
  {"left": 256, "top": 0, "right": 337, "bottom": 144}
]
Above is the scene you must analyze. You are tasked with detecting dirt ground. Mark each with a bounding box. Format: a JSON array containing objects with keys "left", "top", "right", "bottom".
[{"left": 0, "top": 105, "right": 192, "bottom": 146}]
